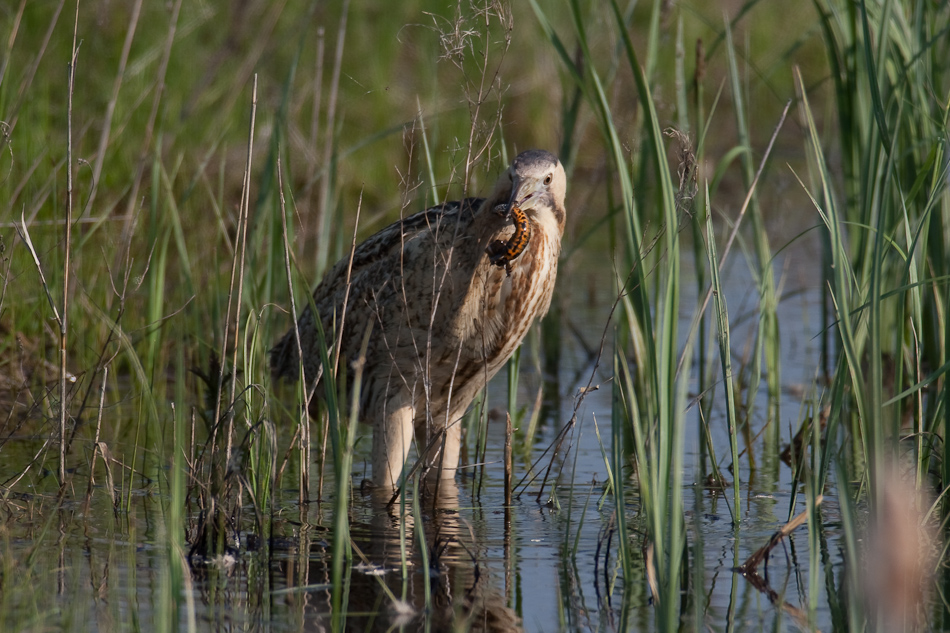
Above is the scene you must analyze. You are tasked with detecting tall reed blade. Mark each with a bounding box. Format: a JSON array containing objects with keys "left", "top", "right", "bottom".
[
  {"left": 609, "top": 0, "right": 687, "bottom": 624},
  {"left": 704, "top": 186, "right": 741, "bottom": 520},
  {"left": 723, "top": 15, "right": 782, "bottom": 443}
]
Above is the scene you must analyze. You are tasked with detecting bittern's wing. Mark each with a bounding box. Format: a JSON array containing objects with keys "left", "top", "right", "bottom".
[{"left": 269, "top": 197, "right": 486, "bottom": 382}]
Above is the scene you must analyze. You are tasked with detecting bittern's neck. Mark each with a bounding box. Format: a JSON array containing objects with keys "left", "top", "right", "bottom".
[{"left": 533, "top": 202, "right": 566, "bottom": 238}]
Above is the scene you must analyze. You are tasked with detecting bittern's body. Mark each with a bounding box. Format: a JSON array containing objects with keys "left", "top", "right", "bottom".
[{"left": 271, "top": 150, "right": 566, "bottom": 489}]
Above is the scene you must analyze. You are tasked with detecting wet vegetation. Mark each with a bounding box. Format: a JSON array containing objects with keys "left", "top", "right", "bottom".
[{"left": 1, "top": 0, "right": 948, "bottom": 630}]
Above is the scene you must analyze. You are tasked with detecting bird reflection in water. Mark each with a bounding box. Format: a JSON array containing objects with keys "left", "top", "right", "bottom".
[{"left": 269, "top": 480, "right": 522, "bottom": 632}]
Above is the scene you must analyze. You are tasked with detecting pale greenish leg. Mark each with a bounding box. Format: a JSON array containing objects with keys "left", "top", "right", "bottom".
[{"left": 373, "top": 399, "right": 415, "bottom": 489}]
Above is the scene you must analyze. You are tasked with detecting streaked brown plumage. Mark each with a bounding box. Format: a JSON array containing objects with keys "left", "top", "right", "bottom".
[{"left": 271, "top": 150, "right": 566, "bottom": 489}]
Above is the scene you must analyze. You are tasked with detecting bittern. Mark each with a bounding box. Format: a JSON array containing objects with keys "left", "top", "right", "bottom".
[{"left": 271, "top": 150, "right": 566, "bottom": 489}]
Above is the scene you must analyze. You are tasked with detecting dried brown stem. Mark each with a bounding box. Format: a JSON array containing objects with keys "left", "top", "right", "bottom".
[
  {"left": 737, "top": 494, "right": 823, "bottom": 573},
  {"left": 83, "top": 366, "right": 109, "bottom": 512},
  {"left": 117, "top": 0, "right": 181, "bottom": 262},
  {"left": 86, "top": 0, "right": 143, "bottom": 215},
  {"left": 0, "top": 0, "right": 26, "bottom": 90},
  {"left": 277, "top": 154, "right": 311, "bottom": 505},
  {"left": 504, "top": 412, "right": 512, "bottom": 506},
  {"left": 226, "top": 74, "right": 259, "bottom": 463},
  {"left": 313, "top": 0, "right": 350, "bottom": 276},
  {"left": 60, "top": 0, "right": 81, "bottom": 491},
  {"left": 683, "top": 101, "right": 791, "bottom": 380},
  {"left": 1, "top": 0, "right": 65, "bottom": 146},
  {"left": 211, "top": 75, "right": 257, "bottom": 477}
]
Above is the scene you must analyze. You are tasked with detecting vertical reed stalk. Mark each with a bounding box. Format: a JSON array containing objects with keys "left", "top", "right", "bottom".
[
  {"left": 723, "top": 15, "right": 782, "bottom": 442},
  {"left": 86, "top": 0, "right": 142, "bottom": 214},
  {"left": 329, "top": 327, "right": 366, "bottom": 630},
  {"left": 314, "top": 0, "right": 350, "bottom": 277},
  {"left": 277, "top": 156, "right": 311, "bottom": 504},
  {"left": 417, "top": 99, "right": 439, "bottom": 206},
  {"left": 704, "top": 188, "right": 740, "bottom": 520},
  {"left": 226, "top": 75, "right": 259, "bottom": 463},
  {"left": 59, "top": 0, "right": 80, "bottom": 491},
  {"left": 116, "top": 0, "right": 181, "bottom": 261},
  {"left": 83, "top": 366, "right": 108, "bottom": 512},
  {"left": 212, "top": 75, "right": 258, "bottom": 469},
  {"left": 611, "top": 0, "right": 687, "bottom": 624},
  {"left": 505, "top": 412, "right": 512, "bottom": 507}
]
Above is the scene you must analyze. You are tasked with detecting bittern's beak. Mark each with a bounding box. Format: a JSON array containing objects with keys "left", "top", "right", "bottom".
[{"left": 506, "top": 176, "right": 543, "bottom": 213}]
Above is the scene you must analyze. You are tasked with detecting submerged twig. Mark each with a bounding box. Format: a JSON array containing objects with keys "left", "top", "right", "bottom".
[
  {"left": 733, "top": 495, "right": 825, "bottom": 632},
  {"left": 737, "top": 494, "right": 823, "bottom": 573}
]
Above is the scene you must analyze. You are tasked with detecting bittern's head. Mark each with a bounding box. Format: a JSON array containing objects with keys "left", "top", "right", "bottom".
[{"left": 498, "top": 150, "right": 566, "bottom": 221}]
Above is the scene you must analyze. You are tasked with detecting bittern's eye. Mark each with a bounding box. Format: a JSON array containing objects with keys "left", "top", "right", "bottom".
[{"left": 544, "top": 174, "right": 553, "bottom": 186}]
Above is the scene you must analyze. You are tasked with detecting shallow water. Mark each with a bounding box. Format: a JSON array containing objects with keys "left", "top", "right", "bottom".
[{"left": 0, "top": 229, "right": 851, "bottom": 632}]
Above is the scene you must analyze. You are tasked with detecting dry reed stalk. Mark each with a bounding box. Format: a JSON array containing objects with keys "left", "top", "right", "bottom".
[
  {"left": 300, "top": 26, "right": 325, "bottom": 248},
  {"left": 13, "top": 213, "right": 80, "bottom": 495},
  {"left": 504, "top": 412, "right": 512, "bottom": 506},
  {"left": 645, "top": 542, "right": 659, "bottom": 605},
  {"left": 83, "top": 366, "right": 108, "bottom": 512},
  {"left": 0, "top": 0, "right": 27, "bottom": 90},
  {"left": 313, "top": 0, "right": 350, "bottom": 275},
  {"left": 1, "top": 0, "right": 65, "bottom": 143},
  {"left": 515, "top": 288, "right": 616, "bottom": 501},
  {"left": 677, "top": 100, "right": 791, "bottom": 377},
  {"left": 212, "top": 74, "right": 257, "bottom": 467},
  {"left": 116, "top": 0, "right": 181, "bottom": 262},
  {"left": 59, "top": 0, "right": 81, "bottom": 491},
  {"left": 86, "top": 0, "right": 143, "bottom": 215},
  {"left": 317, "top": 190, "right": 363, "bottom": 500},
  {"left": 277, "top": 155, "right": 311, "bottom": 505}
]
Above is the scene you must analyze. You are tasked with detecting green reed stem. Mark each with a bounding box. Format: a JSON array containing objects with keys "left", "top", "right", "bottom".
[
  {"left": 705, "top": 187, "right": 740, "bottom": 521},
  {"left": 723, "top": 16, "right": 782, "bottom": 445}
]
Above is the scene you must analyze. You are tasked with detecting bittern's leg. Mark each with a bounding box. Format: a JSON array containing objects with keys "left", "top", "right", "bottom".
[
  {"left": 425, "top": 412, "right": 461, "bottom": 480},
  {"left": 372, "top": 396, "right": 415, "bottom": 489}
]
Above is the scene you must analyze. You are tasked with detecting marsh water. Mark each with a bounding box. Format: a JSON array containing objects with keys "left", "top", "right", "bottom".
[{"left": 0, "top": 223, "right": 847, "bottom": 632}]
